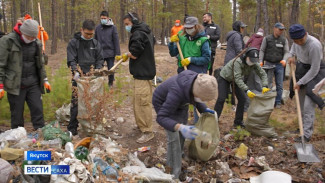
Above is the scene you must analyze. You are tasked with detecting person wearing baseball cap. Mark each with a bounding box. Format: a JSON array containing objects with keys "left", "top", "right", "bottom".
[
  {"left": 0, "top": 19, "right": 51, "bottom": 130},
  {"left": 259, "top": 22, "right": 290, "bottom": 109},
  {"left": 168, "top": 16, "right": 211, "bottom": 123},
  {"left": 171, "top": 19, "right": 183, "bottom": 36},
  {"left": 287, "top": 24, "right": 325, "bottom": 142},
  {"left": 214, "top": 48, "right": 270, "bottom": 128}
]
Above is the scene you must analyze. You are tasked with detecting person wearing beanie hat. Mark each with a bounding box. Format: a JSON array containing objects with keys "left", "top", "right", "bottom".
[
  {"left": 259, "top": 22, "right": 290, "bottom": 109},
  {"left": 152, "top": 70, "right": 217, "bottom": 179},
  {"left": 0, "top": 17, "right": 50, "bottom": 130},
  {"left": 23, "top": 14, "right": 49, "bottom": 52},
  {"left": 214, "top": 48, "right": 269, "bottom": 128},
  {"left": 171, "top": 19, "right": 183, "bottom": 36},
  {"left": 287, "top": 24, "right": 325, "bottom": 142}
]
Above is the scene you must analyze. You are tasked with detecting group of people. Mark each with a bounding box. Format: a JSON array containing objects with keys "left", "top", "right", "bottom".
[{"left": 0, "top": 10, "right": 324, "bottom": 181}]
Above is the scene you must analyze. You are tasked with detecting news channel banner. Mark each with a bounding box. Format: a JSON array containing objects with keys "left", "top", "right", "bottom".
[{"left": 24, "top": 151, "right": 69, "bottom": 175}]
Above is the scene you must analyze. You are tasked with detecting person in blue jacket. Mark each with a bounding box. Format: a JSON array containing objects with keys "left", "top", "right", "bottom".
[{"left": 152, "top": 70, "right": 218, "bottom": 180}]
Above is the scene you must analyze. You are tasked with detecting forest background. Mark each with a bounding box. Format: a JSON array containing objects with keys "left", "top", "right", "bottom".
[{"left": 0, "top": 0, "right": 324, "bottom": 55}]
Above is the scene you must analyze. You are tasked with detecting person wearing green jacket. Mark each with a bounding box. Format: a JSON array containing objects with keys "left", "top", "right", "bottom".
[
  {"left": 214, "top": 48, "right": 269, "bottom": 127},
  {"left": 0, "top": 19, "right": 50, "bottom": 130}
]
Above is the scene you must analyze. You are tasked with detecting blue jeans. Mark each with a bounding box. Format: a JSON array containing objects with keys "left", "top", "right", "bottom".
[{"left": 266, "top": 63, "right": 284, "bottom": 105}]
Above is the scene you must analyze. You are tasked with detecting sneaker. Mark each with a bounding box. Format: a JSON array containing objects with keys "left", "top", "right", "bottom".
[
  {"left": 69, "top": 128, "right": 78, "bottom": 136},
  {"left": 275, "top": 104, "right": 282, "bottom": 109},
  {"left": 233, "top": 122, "right": 245, "bottom": 128},
  {"left": 294, "top": 136, "right": 310, "bottom": 142},
  {"left": 136, "top": 132, "right": 154, "bottom": 143}
]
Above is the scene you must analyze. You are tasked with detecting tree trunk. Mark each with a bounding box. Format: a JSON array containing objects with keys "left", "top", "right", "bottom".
[
  {"left": 307, "top": 0, "right": 312, "bottom": 32},
  {"left": 262, "top": 0, "right": 269, "bottom": 35},
  {"left": 233, "top": 0, "right": 237, "bottom": 22},
  {"left": 184, "top": 0, "right": 188, "bottom": 15},
  {"left": 20, "top": 0, "right": 26, "bottom": 16},
  {"left": 2, "top": 0, "right": 7, "bottom": 33},
  {"left": 289, "top": 0, "right": 299, "bottom": 25},
  {"left": 206, "top": 0, "right": 209, "bottom": 12},
  {"left": 64, "top": 0, "right": 69, "bottom": 41},
  {"left": 119, "top": 0, "right": 126, "bottom": 43},
  {"left": 278, "top": 0, "right": 282, "bottom": 23},
  {"left": 12, "top": 0, "right": 17, "bottom": 28},
  {"left": 51, "top": 0, "right": 57, "bottom": 54},
  {"left": 271, "top": 0, "right": 278, "bottom": 23},
  {"left": 71, "top": 0, "right": 76, "bottom": 34},
  {"left": 160, "top": 0, "right": 167, "bottom": 45},
  {"left": 320, "top": 0, "right": 324, "bottom": 43},
  {"left": 255, "top": 0, "right": 262, "bottom": 33}
]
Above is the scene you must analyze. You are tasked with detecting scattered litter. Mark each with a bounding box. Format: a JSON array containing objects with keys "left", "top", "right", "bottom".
[
  {"left": 0, "top": 127, "right": 27, "bottom": 142},
  {"left": 248, "top": 157, "right": 255, "bottom": 166},
  {"left": 138, "top": 146, "right": 151, "bottom": 152},
  {"left": 267, "top": 146, "right": 274, "bottom": 152},
  {"left": 224, "top": 134, "right": 234, "bottom": 141},
  {"left": 250, "top": 171, "right": 291, "bottom": 183},
  {"left": 0, "top": 147, "right": 24, "bottom": 160},
  {"left": 40, "top": 138, "right": 62, "bottom": 149},
  {"left": 42, "top": 121, "right": 71, "bottom": 145},
  {"left": 255, "top": 156, "right": 272, "bottom": 171},
  {"left": 156, "top": 144, "right": 166, "bottom": 156},
  {"left": 116, "top": 117, "right": 124, "bottom": 123},
  {"left": 65, "top": 142, "right": 75, "bottom": 158},
  {"left": 11, "top": 138, "right": 35, "bottom": 149},
  {"left": 74, "top": 146, "right": 89, "bottom": 160},
  {"left": 55, "top": 103, "right": 71, "bottom": 125},
  {"left": 235, "top": 143, "right": 248, "bottom": 159},
  {"left": 0, "top": 158, "right": 14, "bottom": 183},
  {"left": 215, "top": 160, "right": 233, "bottom": 178}
]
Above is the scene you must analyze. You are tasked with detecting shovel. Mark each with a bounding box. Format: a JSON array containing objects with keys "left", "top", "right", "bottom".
[
  {"left": 176, "top": 41, "right": 187, "bottom": 70},
  {"left": 290, "top": 62, "right": 320, "bottom": 163},
  {"left": 93, "top": 58, "right": 124, "bottom": 76}
]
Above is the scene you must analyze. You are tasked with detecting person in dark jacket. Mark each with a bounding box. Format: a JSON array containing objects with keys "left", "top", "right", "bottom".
[
  {"left": 0, "top": 19, "right": 50, "bottom": 130},
  {"left": 67, "top": 19, "right": 104, "bottom": 136},
  {"left": 95, "top": 11, "right": 120, "bottom": 87},
  {"left": 245, "top": 28, "right": 264, "bottom": 50},
  {"left": 203, "top": 13, "right": 221, "bottom": 75},
  {"left": 224, "top": 21, "right": 247, "bottom": 65},
  {"left": 115, "top": 12, "right": 156, "bottom": 144},
  {"left": 259, "top": 23, "right": 290, "bottom": 108},
  {"left": 152, "top": 70, "right": 217, "bottom": 179}
]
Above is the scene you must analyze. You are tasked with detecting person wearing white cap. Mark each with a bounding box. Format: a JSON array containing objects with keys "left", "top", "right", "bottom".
[
  {"left": 152, "top": 70, "right": 218, "bottom": 180},
  {"left": 0, "top": 19, "right": 51, "bottom": 130}
]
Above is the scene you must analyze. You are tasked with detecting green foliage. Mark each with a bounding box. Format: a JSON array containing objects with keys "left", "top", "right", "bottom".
[
  {"left": 230, "top": 126, "right": 251, "bottom": 141},
  {"left": 315, "top": 109, "right": 325, "bottom": 134}
]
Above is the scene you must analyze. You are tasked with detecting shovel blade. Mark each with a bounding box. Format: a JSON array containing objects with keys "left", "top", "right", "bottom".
[{"left": 294, "top": 143, "right": 321, "bottom": 163}]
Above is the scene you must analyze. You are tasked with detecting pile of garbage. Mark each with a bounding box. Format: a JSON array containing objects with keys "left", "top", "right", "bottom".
[{"left": 0, "top": 123, "right": 174, "bottom": 182}]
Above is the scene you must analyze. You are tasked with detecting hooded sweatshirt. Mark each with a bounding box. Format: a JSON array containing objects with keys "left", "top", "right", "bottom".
[
  {"left": 128, "top": 22, "right": 156, "bottom": 80},
  {"left": 245, "top": 33, "right": 264, "bottom": 50},
  {"left": 95, "top": 19, "right": 121, "bottom": 58},
  {"left": 224, "top": 21, "right": 244, "bottom": 65},
  {"left": 152, "top": 70, "right": 207, "bottom": 131},
  {"left": 67, "top": 32, "right": 104, "bottom": 73}
]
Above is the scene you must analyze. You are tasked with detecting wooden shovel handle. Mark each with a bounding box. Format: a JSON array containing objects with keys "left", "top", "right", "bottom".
[
  {"left": 176, "top": 41, "right": 187, "bottom": 70},
  {"left": 109, "top": 59, "right": 123, "bottom": 72},
  {"left": 290, "top": 62, "right": 304, "bottom": 137}
]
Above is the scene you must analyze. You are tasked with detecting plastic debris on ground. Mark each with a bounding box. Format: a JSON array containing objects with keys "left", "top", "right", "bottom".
[
  {"left": 255, "top": 156, "right": 272, "bottom": 171},
  {"left": 55, "top": 103, "right": 71, "bottom": 125},
  {"left": 0, "top": 158, "right": 14, "bottom": 183},
  {"left": 235, "top": 143, "right": 248, "bottom": 159},
  {"left": 250, "top": 171, "right": 291, "bottom": 183},
  {"left": 0, "top": 127, "right": 27, "bottom": 142},
  {"left": 138, "top": 146, "right": 150, "bottom": 152},
  {"left": 42, "top": 121, "right": 72, "bottom": 146}
]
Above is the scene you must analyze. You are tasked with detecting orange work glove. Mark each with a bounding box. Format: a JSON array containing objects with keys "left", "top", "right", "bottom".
[
  {"left": 44, "top": 78, "right": 51, "bottom": 93},
  {"left": 0, "top": 84, "right": 4, "bottom": 100},
  {"left": 280, "top": 60, "right": 286, "bottom": 67}
]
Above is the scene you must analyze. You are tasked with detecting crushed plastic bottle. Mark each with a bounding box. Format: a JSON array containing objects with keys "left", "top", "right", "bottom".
[
  {"left": 65, "top": 142, "right": 75, "bottom": 158},
  {"left": 191, "top": 128, "right": 213, "bottom": 149},
  {"left": 11, "top": 138, "right": 35, "bottom": 149},
  {"left": 74, "top": 146, "right": 89, "bottom": 160},
  {"left": 93, "top": 157, "right": 121, "bottom": 181},
  {"left": 40, "top": 138, "right": 62, "bottom": 149},
  {"left": 235, "top": 143, "right": 248, "bottom": 159}
]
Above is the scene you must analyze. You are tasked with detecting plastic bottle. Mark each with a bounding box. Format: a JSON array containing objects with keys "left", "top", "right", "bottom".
[
  {"left": 93, "top": 157, "right": 120, "bottom": 181},
  {"left": 191, "top": 128, "right": 213, "bottom": 149},
  {"left": 11, "top": 139, "right": 35, "bottom": 149},
  {"left": 65, "top": 142, "right": 75, "bottom": 158},
  {"left": 74, "top": 146, "right": 89, "bottom": 160},
  {"left": 40, "top": 138, "right": 62, "bottom": 149}
]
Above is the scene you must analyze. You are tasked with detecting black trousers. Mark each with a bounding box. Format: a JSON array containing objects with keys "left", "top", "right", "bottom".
[
  {"left": 105, "top": 57, "right": 115, "bottom": 85},
  {"left": 214, "top": 77, "right": 246, "bottom": 125},
  {"left": 209, "top": 52, "right": 216, "bottom": 75},
  {"left": 68, "top": 80, "right": 79, "bottom": 131},
  {"left": 7, "top": 84, "right": 44, "bottom": 130}
]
